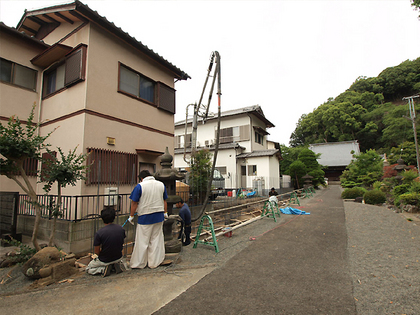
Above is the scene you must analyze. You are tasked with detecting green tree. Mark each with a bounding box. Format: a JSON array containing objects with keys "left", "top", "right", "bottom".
[
  {"left": 289, "top": 160, "right": 306, "bottom": 189},
  {"left": 0, "top": 104, "right": 54, "bottom": 251},
  {"left": 189, "top": 149, "right": 212, "bottom": 204},
  {"left": 377, "top": 58, "right": 420, "bottom": 101},
  {"left": 340, "top": 150, "right": 383, "bottom": 188},
  {"left": 288, "top": 57, "right": 420, "bottom": 150},
  {"left": 279, "top": 145, "right": 305, "bottom": 175},
  {"left": 298, "top": 148, "right": 325, "bottom": 187},
  {"left": 42, "top": 147, "right": 90, "bottom": 246},
  {"left": 413, "top": 0, "right": 420, "bottom": 17},
  {"left": 387, "top": 141, "right": 418, "bottom": 166},
  {"left": 381, "top": 104, "right": 418, "bottom": 147}
]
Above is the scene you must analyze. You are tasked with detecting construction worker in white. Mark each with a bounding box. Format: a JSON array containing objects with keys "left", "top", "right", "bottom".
[{"left": 128, "top": 170, "right": 168, "bottom": 268}]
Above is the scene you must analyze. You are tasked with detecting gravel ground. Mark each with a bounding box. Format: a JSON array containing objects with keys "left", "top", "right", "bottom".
[{"left": 345, "top": 202, "right": 420, "bottom": 315}]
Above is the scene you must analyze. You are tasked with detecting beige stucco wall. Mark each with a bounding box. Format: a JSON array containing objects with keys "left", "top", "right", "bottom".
[
  {"left": 0, "top": 31, "right": 43, "bottom": 119},
  {"left": 42, "top": 21, "right": 86, "bottom": 45},
  {"left": 0, "top": 30, "right": 45, "bottom": 193},
  {"left": 2, "top": 18, "right": 183, "bottom": 198},
  {"left": 84, "top": 24, "right": 175, "bottom": 137},
  {"left": 37, "top": 114, "right": 86, "bottom": 195},
  {"left": 40, "top": 82, "right": 88, "bottom": 123}
]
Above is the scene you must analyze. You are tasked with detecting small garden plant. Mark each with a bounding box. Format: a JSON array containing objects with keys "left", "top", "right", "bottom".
[{"left": 363, "top": 190, "right": 386, "bottom": 205}]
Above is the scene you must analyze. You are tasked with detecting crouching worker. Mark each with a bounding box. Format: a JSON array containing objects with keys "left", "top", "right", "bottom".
[
  {"left": 86, "top": 208, "right": 126, "bottom": 277},
  {"left": 176, "top": 199, "right": 192, "bottom": 246},
  {"left": 269, "top": 187, "right": 279, "bottom": 204}
]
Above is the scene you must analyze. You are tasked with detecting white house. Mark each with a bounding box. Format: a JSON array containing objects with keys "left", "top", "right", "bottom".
[{"left": 173, "top": 105, "right": 282, "bottom": 193}]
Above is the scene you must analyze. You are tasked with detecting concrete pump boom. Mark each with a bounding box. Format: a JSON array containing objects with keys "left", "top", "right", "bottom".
[{"left": 183, "top": 51, "right": 222, "bottom": 221}]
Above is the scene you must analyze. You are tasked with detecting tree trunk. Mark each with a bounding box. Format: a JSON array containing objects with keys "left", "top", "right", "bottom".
[
  {"left": 18, "top": 163, "right": 41, "bottom": 251},
  {"left": 48, "top": 217, "right": 57, "bottom": 247},
  {"left": 48, "top": 185, "right": 61, "bottom": 247},
  {"left": 29, "top": 191, "right": 41, "bottom": 252}
]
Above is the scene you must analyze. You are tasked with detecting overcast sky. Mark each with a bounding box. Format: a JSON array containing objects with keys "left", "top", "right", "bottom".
[{"left": 1, "top": 0, "right": 419, "bottom": 146}]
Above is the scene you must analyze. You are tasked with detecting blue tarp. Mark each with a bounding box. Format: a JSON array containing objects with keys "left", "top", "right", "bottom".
[
  {"left": 246, "top": 191, "right": 257, "bottom": 197},
  {"left": 280, "top": 206, "right": 310, "bottom": 215}
]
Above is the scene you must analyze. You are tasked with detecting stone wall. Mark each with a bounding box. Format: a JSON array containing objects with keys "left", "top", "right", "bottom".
[{"left": 17, "top": 215, "right": 135, "bottom": 254}]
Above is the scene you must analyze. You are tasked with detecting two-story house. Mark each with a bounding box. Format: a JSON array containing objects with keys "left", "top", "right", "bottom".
[
  {"left": 0, "top": 1, "right": 190, "bottom": 208},
  {"left": 173, "top": 105, "right": 282, "bottom": 193}
]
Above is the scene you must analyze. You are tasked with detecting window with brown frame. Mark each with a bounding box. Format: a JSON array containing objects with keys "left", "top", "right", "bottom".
[
  {"left": 118, "top": 63, "right": 176, "bottom": 113},
  {"left": 255, "top": 131, "right": 264, "bottom": 145},
  {"left": 0, "top": 57, "right": 37, "bottom": 91},
  {"left": 219, "top": 125, "right": 249, "bottom": 144},
  {"left": 86, "top": 148, "right": 138, "bottom": 185},
  {"left": 119, "top": 64, "right": 155, "bottom": 104},
  {"left": 157, "top": 82, "right": 176, "bottom": 114},
  {"left": 42, "top": 44, "right": 87, "bottom": 98},
  {"left": 23, "top": 157, "right": 38, "bottom": 177},
  {"left": 9, "top": 157, "right": 38, "bottom": 177}
]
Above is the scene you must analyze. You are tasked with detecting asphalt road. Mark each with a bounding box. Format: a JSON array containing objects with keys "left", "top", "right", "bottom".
[{"left": 154, "top": 185, "right": 356, "bottom": 315}]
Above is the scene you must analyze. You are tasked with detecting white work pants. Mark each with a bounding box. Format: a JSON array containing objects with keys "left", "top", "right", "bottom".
[
  {"left": 86, "top": 257, "right": 123, "bottom": 275},
  {"left": 130, "top": 221, "right": 165, "bottom": 269}
]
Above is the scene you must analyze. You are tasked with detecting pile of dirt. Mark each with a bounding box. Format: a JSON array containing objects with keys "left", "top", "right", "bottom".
[{"left": 1, "top": 247, "right": 89, "bottom": 294}]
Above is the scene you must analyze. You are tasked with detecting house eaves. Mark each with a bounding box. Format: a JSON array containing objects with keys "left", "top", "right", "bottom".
[
  {"left": 175, "top": 105, "right": 275, "bottom": 128},
  {"left": 174, "top": 142, "right": 245, "bottom": 154},
  {"left": 236, "top": 149, "right": 280, "bottom": 159},
  {"left": 0, "top": 22, "right": 49, "bottom": 49},
  {"left": 15, "top": 0, "right": 190, "bottom": 80}
]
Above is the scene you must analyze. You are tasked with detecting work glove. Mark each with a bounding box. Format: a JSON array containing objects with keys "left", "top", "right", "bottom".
[
  {"left": 164, "top": 213, "right": 169, "bottom": 219},
  {"left": 128, "top": 216, "right": 134, "bottom": 225}
]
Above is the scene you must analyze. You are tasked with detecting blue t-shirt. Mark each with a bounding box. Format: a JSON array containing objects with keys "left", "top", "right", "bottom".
[
  {"left": 130, "top": 183, "right": 168, "bottom": 225},
  {"left": 178, "top": 203, "right": 191, "bottom": 225}
]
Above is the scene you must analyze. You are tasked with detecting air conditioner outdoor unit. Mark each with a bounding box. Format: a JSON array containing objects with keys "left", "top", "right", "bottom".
[{"left": 104, "top": 187, "right": 119, "bottom": 206}]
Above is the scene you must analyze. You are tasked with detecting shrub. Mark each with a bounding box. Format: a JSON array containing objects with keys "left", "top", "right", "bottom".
[
  {"left": 402, "top": 169, "right": 419, "bottom": 184},
  {"left": 372, "top": 181, "right": 382, "bottom": 190},
  {"left": 393, "top": 184, "right": 411, "bottom": 197},
  {"left": 2, "top": 238, "right": 36, "bottom": 264},
  {"left": 341, "top": 181, "right": 361, "bottom": 188},
  {"left": 380, "top": 178, "right": 395, "bottom": 193},
  {"left": 409, "top": 181, "right": 420, "bottom": 193},
  {"left": 341, "top": 187, "right": 367, "bottom": 199},
  {"left": 398, "top": 192, "right": 420, "bottom": 206},
  {"left": 394, "top": 196, "right": 401, "bottom": 207},
  {"left": 363, "top": 190, "right": 386, "bottom": 205}
]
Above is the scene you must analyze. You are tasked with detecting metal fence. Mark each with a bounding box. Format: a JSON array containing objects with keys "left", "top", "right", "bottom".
[
  {"left": 17, "top": 186, "right": 294, "bottom": 222},
  {"left": 18, "top": 194, "right": 132, "bottom": 221}
]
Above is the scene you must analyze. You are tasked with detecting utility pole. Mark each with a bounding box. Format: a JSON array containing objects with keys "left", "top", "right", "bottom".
[{"left": 402, "top": 95, "right": 420, "bottom": 174}]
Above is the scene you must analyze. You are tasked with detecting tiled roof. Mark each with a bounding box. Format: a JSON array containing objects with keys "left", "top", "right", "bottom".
[
  {"left": 175, "top": 105, "right": 274, "bottom": 128},
  {"left": 15, "top": 0, "right": 190, "bottom": 80},
  {"left": 309, "top": 141, "right": 360, "bottom": 167},
  {"left": 0, "top": 22, "right": 49, "bottom": 48}
]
